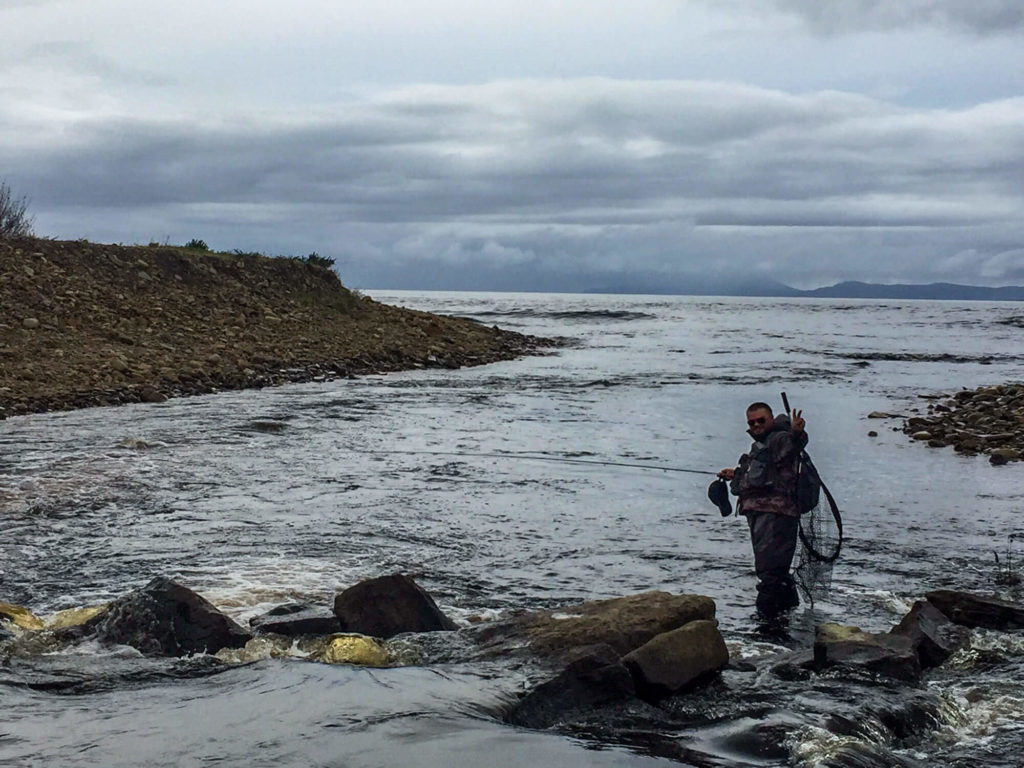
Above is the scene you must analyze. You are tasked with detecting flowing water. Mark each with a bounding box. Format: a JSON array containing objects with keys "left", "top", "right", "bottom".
[{"left": 2, "top": 293, "right": 1024, "bottom": 767}]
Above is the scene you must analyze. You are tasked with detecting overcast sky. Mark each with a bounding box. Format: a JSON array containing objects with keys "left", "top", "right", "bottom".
[{"left": 2, "top": 1, "right": 1023, "bottom": 290}]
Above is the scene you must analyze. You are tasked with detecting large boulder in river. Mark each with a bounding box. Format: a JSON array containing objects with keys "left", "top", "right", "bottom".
[
  {"left": 474, "top": 591, "right": 716, "bottom": 660},
  {"left": 622, "top": 619, "right": 729, "bottom": 700},
  {"left": 925, "top": 589, "right": 1024, "bottom": 630},
  {"left": 814, "top": 623, "right": 920, "bottom": 683},
  {"left": 891, "top": 600, "right": 970, "bottom": 668},
  {"left": 332, "top": 574, "right": 457, "bottom": 638},
  {"left": 83, "top": 576, "right": 251, "bottom": 656}
]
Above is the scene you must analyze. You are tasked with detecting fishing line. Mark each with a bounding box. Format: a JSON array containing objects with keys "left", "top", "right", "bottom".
[{"left": 348, "top": 448, "right": 718, "bottom": 476}]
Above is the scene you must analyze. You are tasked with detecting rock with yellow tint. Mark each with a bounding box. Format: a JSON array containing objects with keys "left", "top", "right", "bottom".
[
  {"left": 44, "top": 605, "right": 108, "bottom": 630},
  {"left": 310, "top": 633, "right": 391, "bottom": 667},
  {"left": 0, "top": 601, "right": 45, "bottom": 631}
]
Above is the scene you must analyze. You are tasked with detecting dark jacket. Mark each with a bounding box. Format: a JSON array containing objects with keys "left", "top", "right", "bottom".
[{"left": 729, "top": 414, "right": 808, "bottom": 517}]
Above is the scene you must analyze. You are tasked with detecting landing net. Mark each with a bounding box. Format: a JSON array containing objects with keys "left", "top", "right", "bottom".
[{"left": 794, "top": 478, "right": 843, "bottom": 604}]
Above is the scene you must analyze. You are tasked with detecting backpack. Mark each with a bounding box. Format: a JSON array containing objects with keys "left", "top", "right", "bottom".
[{"left": 794, "top": 451, "right": 822, "bottom": 514}]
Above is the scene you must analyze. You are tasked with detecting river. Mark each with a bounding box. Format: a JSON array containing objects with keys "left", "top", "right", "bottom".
[{"left": 2, "top": 293, "right": 1023, "bottom": 766}]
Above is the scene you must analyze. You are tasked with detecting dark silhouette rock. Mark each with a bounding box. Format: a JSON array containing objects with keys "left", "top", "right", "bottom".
[
  {"left": 332, "top": 574, "right": 457, "bottom": 638},
  {"left": 138, "top": 386, "right": 166, "bottom": 403},
  {"left": 250, "top": 606, "right": 341, "bottom": 636},
  {"left": 621, "top": 619, "right": 729, "bottom": 701},
  {"left": 505, "top": 644, "right": 637, "bottom": 729},
  {"left": 82, "top": 576, "right": 251, "bottom": 656},
  {"left": 925, "top": 589, "right": 1024, "bottom": 630},
  {"left": 474, "top": 591, "right": 715, "bottom": 660},
  {"left": 890, "top": 600, "right": 969, "bottom": 668},
  {"left": 814, "top": 623, "right": 921, "bottom": 683}
]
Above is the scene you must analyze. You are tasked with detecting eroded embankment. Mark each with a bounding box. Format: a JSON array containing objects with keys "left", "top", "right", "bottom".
[{"left": 0, "top": 238, "right": 553, "bottom": 416}]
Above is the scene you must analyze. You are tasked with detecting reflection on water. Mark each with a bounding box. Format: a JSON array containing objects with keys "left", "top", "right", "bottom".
[{"left": 2, "top": 293, "right": 1024, "bottom": 766}]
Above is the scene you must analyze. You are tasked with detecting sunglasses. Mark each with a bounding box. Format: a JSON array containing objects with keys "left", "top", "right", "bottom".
[{"left": 747, "top": 417, "right": 768, "bottom": 426}]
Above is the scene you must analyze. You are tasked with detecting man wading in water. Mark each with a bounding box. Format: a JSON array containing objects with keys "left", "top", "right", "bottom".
[{"left": 719, "top": 402, "right": 807, "bottom": 618}]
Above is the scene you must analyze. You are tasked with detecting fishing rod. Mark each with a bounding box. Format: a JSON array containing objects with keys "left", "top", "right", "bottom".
[{"left": 350, "top": 448, "right": 718, "bottom": 476}]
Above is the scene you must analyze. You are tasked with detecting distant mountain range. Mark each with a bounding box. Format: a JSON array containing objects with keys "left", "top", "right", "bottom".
[
  {"left": 796, "top": 281, "right": 1024, "bottom": 301},
  {"left": 584, "top": 278, "right": 1024, "bottom": 301}
]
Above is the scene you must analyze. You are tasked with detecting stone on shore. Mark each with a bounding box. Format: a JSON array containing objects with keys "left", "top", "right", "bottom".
[
  {"left": 332, "top": 574, "right": 458, "bottom": 639},
  {"left": 890, "top": 600, "right": 970, "bottom": 668},
  {"left": 814, "top": 623, "right": 921, "bottom": 682},
  {"left": 475, "top": 591, "right": 716, "bottom": 660},
  {"left": 899, "top": 383, "right": 1024, "bottom": 462},
  {"left": 82, "top": 576, "right": 252, "bottom": 656},
  {"left": 925, "top": 589, "right": 1024, "bottom": 630},
  {"left": 621, "top": 619, "right": 729, "bottom": 700}
]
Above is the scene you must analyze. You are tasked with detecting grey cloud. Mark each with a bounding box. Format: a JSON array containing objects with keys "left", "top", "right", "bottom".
[
  {"left": 768, "top": 0, "right": 1024, "bottom": 35},
  {"left": 7, "top": 80, "right": 1024, "bottom": 288},
  {"left": 16, "top": 41, "right": 174, "bottom": 87}
]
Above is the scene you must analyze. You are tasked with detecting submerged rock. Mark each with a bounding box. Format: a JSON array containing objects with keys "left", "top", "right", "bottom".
[
  {"left": 475, "top": 591, "right": 715, "bottom": 660},
  {"left": 333, "top": 574, "right": 457, "bottom": 639},
  {"left": 505, "top": 644, "right": 637, "bottom": 729},
  {"left": 82, "top": 576, "right": 252, "bottom": 657},
  {"left": 621, "top": 619, "right": 729, "bottom": 700},
  {"left": 0, "top": 601, "right": 45, "bottom": 631},
  {"left": 814, "top": 623, "right": 921, "bottom": 682},
  {"left": 925, "top": 589, "right": 1024, "bottom": 630},
  {"left": 250, "top": 605, "right": 341, "bottom": 636}
]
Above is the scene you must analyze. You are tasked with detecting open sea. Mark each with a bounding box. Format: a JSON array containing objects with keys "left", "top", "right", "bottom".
[{"left": 2, "top": 292, "right": 1024, "bottom": 767}]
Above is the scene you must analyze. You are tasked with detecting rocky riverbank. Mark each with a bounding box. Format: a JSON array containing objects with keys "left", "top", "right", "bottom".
[
  {"left": 0, "top": 237, "right": 555, "bottom": 417},
  {"left": 893, "top": 382, "right": 1024, "bottom": 464}
]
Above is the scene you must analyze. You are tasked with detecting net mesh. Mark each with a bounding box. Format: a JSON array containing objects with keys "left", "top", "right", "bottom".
[{"left": 794, "top": 480, "right": 843, "bottom": 604}]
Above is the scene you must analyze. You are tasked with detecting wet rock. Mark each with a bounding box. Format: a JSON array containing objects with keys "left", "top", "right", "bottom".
[
  {"left": 890, "top": 600, "right": 970, "bottom": 668},
  {"left": 899, "top": 383, "right": 1024, "bottom": 463},
  {"left": 250, "top": 420, "right": 287, "bottom": 433},
  {"left": 44, "top": 605, "right": 108, "bottom": 630},
  {"left": 307, "top": 633, "right": 392, "bottom": 666},
  {"left": 139, "top": 386, "right": 166, "bottom": 403},
  {"left": 0, "top": 601, "right": 45, "bottom": 631},
  {"left": 332, "top": 574, "right": 457, "bottom": 639},
  {"left": 621, "top": 619, "right": 729, "bottom": 701},
  {"left": 475, "top": 591, "right": 715, "bottom": 660},
  {"left": 505, "top": 644, "right": 637, "bottom": 729},
  {"left": 250, "top": 606, "right": 341, "bottom": 636},
  {"left": 82, "top": 576, "right": 252, "bottom": 656},
  {"left": 925, "top": 589, "right": 1024, "bottom": 630},
  {"left": 814, "top": 623, "right": 920, "bottom": 682}
]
